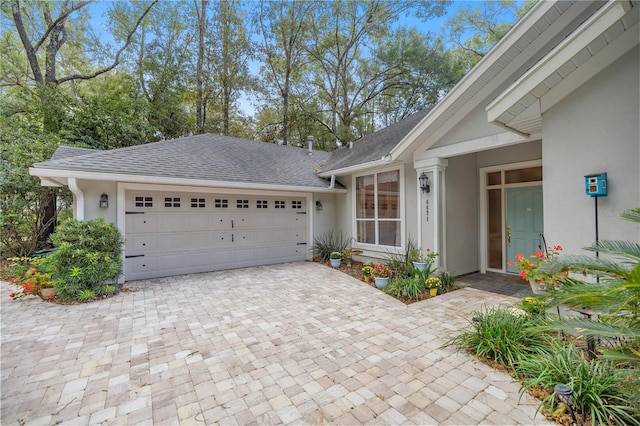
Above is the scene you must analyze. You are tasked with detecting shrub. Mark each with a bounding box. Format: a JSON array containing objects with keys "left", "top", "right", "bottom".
[
  {"left": 385, "top": 238, "right": 420, "bottom": 279},
  {"left": 42, "top": 217, "right": 124, "bottom": 301},
  {"left": 312, "top": 231, "right": 350, "bottom": 261},
  {"left": 385, "top": 276, "right": 425, "bottom": 299},
  {"left": 519, "top": 296, "right": 547, "bottom": 317},
  {"left": 438, "top": 271, "right": 457, "bottom": 293},
  {"left": 517, "top": 340, "right": 636, "bottom": 426},
  {"left": 444, "top": 305, "right": 549, "bottom": 369}
]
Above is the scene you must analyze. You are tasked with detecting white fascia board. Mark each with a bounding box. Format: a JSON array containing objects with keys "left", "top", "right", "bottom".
[
  {"left": 39, "top": 176, "right": 66, "bottom": 187},
  {"left": 29, "top": 167, "right": 347, "bottom": 194},
  {"left": 317, "top": 157, "right": 391, "bottom": 178},
  {"left": 416, "top": 132, "right": 535, "bottom": 161},
  {"left": 487, "top": 0, "right": 631, "bottom": 122},
  {"left": 388, "top": 0, "right": 558, "bottom": 160},
  {"left": 541, "top": 19, "right": 639, "bottom": 114}
]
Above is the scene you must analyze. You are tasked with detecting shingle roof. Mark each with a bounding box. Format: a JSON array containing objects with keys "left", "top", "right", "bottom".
[
  {"left": 49, "top": 146, "right": 96, "bottom": 161},
  {"left": 320, "top": 108, "right": 431, "bottom": 173},
  {"left": 35, "top": 134, "right": 335, "bottom": 189}
]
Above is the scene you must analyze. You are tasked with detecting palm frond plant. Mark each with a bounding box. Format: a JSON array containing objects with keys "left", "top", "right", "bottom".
[
  {"left": 312, "top": 231, "right": 351, "bottom": 261},
  {"left": 539, "top": 208, "right": 640, "bottom": 367}
]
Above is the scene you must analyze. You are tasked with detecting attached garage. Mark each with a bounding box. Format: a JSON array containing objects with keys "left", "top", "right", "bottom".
[
  {"left": 30, "top": 134, "right": 343, "bottom": 282},
  {"left": 124, "top": 190, "right": 308, "bottom": 280}
]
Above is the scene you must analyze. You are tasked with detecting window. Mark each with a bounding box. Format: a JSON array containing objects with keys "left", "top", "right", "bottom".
[
  {"left": 257, "top": 200, "right": 268, "bottom": 209},
  {"left": 291, "top": 200, "right": 302, "bottom": 209},
  {"left": 275, "top": 200, "right": 286, "bottom": 209},
  {"left": 191, "top": 198, "right": 206, "bottom": 208},
  {"left": 214, "top": 199, "right": 228, "bottom": 208},
  {"left": 237, "top": 199, "right": 249, "bottom": 209},
  {"left": 164, "top": 197, "right": 181, "bottom": 208},
  {"left": 135, "top": 196, "right": 153, "bottom": 207},
  {"left": 356, "top": 170, "right": 400, "bottom": 247}
]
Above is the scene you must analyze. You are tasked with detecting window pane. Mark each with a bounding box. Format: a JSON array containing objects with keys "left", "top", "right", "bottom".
[
  {"left": 379, "top": 221, "right": 400, "bottom": 247},
  {"left": 487, "top": 172, "right": 501, "bottom": 185},
  {"left": 357, "top": 220, "right": 375, "bottom": 244},
  {"left": 505, "top": 166, "right": 542, "bottom": 184},
  {"left": 488, "top": 189, "right": 502, "bottom": 269},
  {"left": 356, "top": 175, "right": 375, "bottom": 218},
  {"left": 377, "top": 170, "right": 399, "bottom": 219}
]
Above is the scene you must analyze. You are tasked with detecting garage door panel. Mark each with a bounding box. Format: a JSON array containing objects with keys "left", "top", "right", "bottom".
[
  {"left": 125, "top": 192, "right": 308, "bottom": 281},
  {"left": 126, "top": 213, "right": 157, "bottom": 233}
]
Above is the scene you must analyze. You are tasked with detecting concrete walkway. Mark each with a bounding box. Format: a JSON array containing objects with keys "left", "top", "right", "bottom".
[{"left": 1, "top": 262, "right": 551, "bottom": 425}]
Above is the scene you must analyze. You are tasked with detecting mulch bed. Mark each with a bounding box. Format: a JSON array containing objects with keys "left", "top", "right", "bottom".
[{"left": 316, "top": 259, "right": 451, "bottom": 305}]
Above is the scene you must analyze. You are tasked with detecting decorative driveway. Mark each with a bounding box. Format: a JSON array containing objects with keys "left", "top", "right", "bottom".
[{"left": 1, "top": 262, "right": 551, "bottom": 425}]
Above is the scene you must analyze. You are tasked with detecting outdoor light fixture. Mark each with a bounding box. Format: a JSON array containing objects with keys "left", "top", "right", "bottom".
[
  {"left": 315, "top": 200, "right": 323, "bottom": 211},
  {"left": 419, "top": 171, "right": 430, "bottom": 193},
  {"left": 100, "top": 193, "right": 109, "bottom": 209},
  {"left": 554, "top": 384, "right": 577, "bottom": 424}
]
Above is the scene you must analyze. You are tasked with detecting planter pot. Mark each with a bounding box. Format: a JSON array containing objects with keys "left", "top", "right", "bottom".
[
  {"left": 39, "top": 288, "right": 57, "bottom": 300},
  {"left": 429, "top": 288, "right": 438, "bottom": 297},
  {"left": 374, "top": 277, "right": 389, "bottom": 289},
  {"left": 413, "top": 261, "right": 427, "bottom": 272},
  {"left": 330, "top": 258, "right": 341, "bottom": 268},
  {"left": 363, "top": 275, "right": 370, "bottom": 283},
  {"left": 528, "top": 279, "right": 547, "bottom": 295}
]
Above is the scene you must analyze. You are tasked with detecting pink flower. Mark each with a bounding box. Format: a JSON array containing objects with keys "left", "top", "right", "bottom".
[
  {"left": 9, "top": 293, "right": 15, "bottom": 298},
  {"left": 506, "top": 261, "right": 513, "bottom": 267},
  {"left": 515, "top": 254, "right": 524, "bottom": 261}
]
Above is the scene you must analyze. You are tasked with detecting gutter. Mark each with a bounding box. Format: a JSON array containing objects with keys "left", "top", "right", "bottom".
[
  {"left": 318, "top": 156, "right": 392, "bottom": 178},
  {"left": 67, "top": 177, "right": 85, "bottom": 221},
  {"left": 29, "top": 167, "right": 347, "bottom": 194}
]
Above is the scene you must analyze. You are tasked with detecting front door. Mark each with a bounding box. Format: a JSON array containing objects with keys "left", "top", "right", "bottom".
[{"left": 505, "top": 186, "right": 543, "bottom": 273}]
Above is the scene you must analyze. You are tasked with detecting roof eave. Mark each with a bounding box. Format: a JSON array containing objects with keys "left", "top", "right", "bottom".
[
  {"left": 29, "top": 167, "right": 347, "bottom": 194},
  {"left": 317, "top": 157, "right": 392, "bottom": 178},
  {"left": 388, "top": 0, "right": 563, "bottom": 160}
]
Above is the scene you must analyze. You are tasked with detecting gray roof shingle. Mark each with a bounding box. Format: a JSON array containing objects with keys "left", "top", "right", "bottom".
[
  {"left": 35, "top": 134, "right": 335, "bottom": 189},
  {"left": 320, "top": 108, "right": 430, "bottom": 173}
]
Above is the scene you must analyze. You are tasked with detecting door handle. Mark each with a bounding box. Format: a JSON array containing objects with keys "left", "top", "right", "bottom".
[
  {"left": 231, "top": 220, "right": 234, "bottom": 229},
  {"left": 507, "top": 226, "right": 512, "bottom": 246}
]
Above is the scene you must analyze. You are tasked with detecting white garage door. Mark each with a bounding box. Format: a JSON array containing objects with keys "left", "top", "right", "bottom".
[{"left": 124, "top": 191, "right": 308, "bottom": 281}]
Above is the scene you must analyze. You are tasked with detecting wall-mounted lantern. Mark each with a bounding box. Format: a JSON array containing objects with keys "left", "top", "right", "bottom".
[
  {"left": 419, "top": 172, "right": 430, "bottom": 193},
  {"left": 100, "top": 193, "right": 109, "bottom": 209},
  {"left": 315, "top": 200, "right": 323, "bottom": 211}
]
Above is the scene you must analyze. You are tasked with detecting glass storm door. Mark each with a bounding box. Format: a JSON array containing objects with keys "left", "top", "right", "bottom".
[{"left": 505, "top": 186, "right": 543, "bottom": 273}]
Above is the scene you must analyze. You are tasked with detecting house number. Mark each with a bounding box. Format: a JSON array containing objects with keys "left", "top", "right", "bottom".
[{"left": 426, "top": 199, "right": 429, "bottom": 222}]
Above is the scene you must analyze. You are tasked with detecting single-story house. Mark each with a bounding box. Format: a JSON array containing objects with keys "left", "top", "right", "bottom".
[{"left": 31, "top": 0, "right": 639, "bottom": 283}]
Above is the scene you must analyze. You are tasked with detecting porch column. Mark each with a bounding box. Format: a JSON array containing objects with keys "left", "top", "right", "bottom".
[{"left": 415, "top": 158, "right": 448, "bottom": 270}]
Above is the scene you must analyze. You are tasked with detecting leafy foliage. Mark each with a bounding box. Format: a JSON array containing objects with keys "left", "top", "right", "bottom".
[
  {"left": 312, "top": 231, "right": 351, "bottom": 261},
  {"left": 517, "top": 340, "right": 637, "bottom": 426},
  {"left": 437, "top": 271, "right": 457, "bottom": 293},
  {"left": 384, "top": 275, "right": 425, "bottom": 299},
  {"left": 384, "top": 238, "right": 420, "bottom": 279},
  {"left": 42, "top": 218, "right": 124, "bottom": 301},
  {"left": 444, "top": 305, "right": 549, "bottom": 369}
]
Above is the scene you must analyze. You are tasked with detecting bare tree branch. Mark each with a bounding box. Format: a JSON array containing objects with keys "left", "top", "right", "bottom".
[{"left": 57, "top": 0, "right": 158, "bottom": 84}]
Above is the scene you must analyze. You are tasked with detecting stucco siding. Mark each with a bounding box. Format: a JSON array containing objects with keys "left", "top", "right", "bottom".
[
  {"left": 77, "top": 179, "right": 118, "bottom": 223},
  {"left": 430, "top": 107, "right": 505, "bottom": 149},
  {"left": 543, "top": 48, "right": 640, "bottom": 255},
  {"left": 444, "top": 154, "right": 479, "bottom": 275},
  {"left": 477, "top": 141, "right": 542, "bottom": 168}
]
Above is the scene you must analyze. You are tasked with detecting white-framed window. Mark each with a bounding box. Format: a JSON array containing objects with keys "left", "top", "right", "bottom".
[
  {"left": 191, "top": 198, "right": 206, "bottom": 208},
  {"left": 291, "top": 200, "right": 302, "bottom": 209},
  {"left": 275, "top": 200, "right": 286, "bottom": 209},
  {"left": 355, "top": 169, "right": 401, "bottom": 247},
  {"left": 135, "top": 196, "right": 153, "bottom": 207},
  {"left": 257, "top": 200, "right": 268, "bottom": 209},
  {"left": 237, "top": 199, "right": 249, "bottom": 209},
  {"left": 164, "top": 197, "right": 181, "bottom": 208},
  {"left": 214, "top": 199, "right": 228, "bottom": 208}
]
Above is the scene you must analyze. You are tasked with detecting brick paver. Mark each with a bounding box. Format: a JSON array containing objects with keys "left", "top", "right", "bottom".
[{"left": 1, "top": 262, "right": 551, "bottom": 425}]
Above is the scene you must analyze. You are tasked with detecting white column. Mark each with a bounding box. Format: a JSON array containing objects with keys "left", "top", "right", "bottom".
[{"left": 415, "top": 158, "right": 448, "bottom": 269}]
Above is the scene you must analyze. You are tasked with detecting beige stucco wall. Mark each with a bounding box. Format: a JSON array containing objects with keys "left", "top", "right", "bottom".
[
  {"left": 477, "top": 141, "right": 542, "bottom": 168},
  {"left": 77, "top": 179, "right": 118, "bottom": 223},
  {"left": 444, "top": 153, "right": 479, "bottom": 275},
  {"left": 543, "top": 48, "right": 640, "bottom": 254},
  {"left": 431, "top": 107, "right": 505, "bottom": 149}
]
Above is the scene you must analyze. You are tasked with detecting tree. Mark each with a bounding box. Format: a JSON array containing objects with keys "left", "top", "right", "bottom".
[
  {"left": 194, "top": 0, "right": 208, "bottom": 134},
  {"left": 6, "top": 0, "right": 156, "bottom": 246},
  {"left": 443, "top": 0, "right": 535, "bottom": 71},
  {"left": 255, "top": 0, "right": 315, "bottom": 146}
]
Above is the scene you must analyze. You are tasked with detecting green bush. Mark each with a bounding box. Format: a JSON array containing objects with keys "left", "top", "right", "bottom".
[
  {"left": 444, "top": 305, "right": 549, "bottom": 369},
  {"left": 438, "top": 271, "right": 457, "bottom": 293},
  {"left": 43, "top": 217, "right": 124, "bottom": 301},
  {"left": 312, "top": 231, "right": 350, "bottom": 261},
  {"left": 385, "top": 275, "right": 426, "bottom": 299},
  {"left": 385, "top": 238, "right": 420, "bottom": 279},
  {"left": 517, "top": 340, "right": 636, "bottom": 426}
]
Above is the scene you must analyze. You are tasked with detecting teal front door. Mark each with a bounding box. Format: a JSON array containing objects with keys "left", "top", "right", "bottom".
[{"left": 506, "top": 186, "right": 543, "bottom": 273}]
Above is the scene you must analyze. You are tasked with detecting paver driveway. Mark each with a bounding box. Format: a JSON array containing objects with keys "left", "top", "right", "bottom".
[{"left": 1, "top": 262, "right": 551, "bottom": 425}]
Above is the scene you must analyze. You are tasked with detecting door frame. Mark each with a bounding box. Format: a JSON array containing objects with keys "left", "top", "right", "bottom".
[{"left": 479, "top": 160, "right": 542, "bottom": 273}]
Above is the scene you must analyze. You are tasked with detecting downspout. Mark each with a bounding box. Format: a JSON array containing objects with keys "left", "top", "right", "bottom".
[
  {"left": 328, "top": 175, "right": 336, "bottom": 189},
  {"left": 68, "top": 177, "right": 85, "bottom": 221}
]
